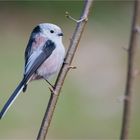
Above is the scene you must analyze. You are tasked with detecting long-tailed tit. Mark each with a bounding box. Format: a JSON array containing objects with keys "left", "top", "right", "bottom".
[{"left": 0, "top": 23, "right": 65, "bottom": 119}]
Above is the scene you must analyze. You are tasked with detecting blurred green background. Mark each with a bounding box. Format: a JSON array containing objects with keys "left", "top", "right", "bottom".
[{"left": 0, "top": 1, "right": 140, "bottom": 140}]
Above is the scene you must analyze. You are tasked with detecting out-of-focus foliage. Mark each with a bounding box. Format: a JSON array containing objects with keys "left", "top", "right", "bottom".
[{"left": 0, "top": 1, "right": 140, "bottom": 139}]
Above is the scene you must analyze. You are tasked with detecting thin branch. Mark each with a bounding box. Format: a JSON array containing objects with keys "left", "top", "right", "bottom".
[
  {"left": 36, "top": 0, "right": 93, "bottom": 140},
  {"left": 65, "top": 11, "right": 88, "bottom": 23},
  {"left": 120, "top": 0, "right": 140, "bottom": 140}
]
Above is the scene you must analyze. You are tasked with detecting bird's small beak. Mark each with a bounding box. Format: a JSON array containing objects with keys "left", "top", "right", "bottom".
[{"left": 58, "top": 33, "right": 64, "bottom": 36}]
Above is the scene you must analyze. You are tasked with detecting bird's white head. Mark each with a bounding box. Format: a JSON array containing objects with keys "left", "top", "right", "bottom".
[{"left": 38, "top": 23, "right": 63, "bottom": 43}]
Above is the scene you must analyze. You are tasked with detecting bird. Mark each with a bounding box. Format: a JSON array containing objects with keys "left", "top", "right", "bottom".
[{"left": 0, "top": 23, "right": 65, "bottom": 119}]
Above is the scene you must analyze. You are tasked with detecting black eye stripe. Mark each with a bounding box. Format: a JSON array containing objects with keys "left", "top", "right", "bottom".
[
  {"left": 32, "top": 25, "right": 41, "bottom": 33},
  {"left": 50, "top": 30, "right": 54, "bottom": 33}
]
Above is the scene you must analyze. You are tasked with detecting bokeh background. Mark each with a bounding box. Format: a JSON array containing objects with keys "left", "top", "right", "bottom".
[{"left": 0, "top": 1, "right": 140, "bottom": 139}]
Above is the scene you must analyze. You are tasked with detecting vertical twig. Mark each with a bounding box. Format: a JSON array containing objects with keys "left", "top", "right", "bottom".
[
  {"left": 120, "top": 0, "right": 140, "bottom": 140},
  {"left": 37, "top": 0, "right": 93, "bottom": 140}
]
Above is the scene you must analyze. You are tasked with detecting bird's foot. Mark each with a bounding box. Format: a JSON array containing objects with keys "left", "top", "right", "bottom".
[
  {"left": 45, "top": 80, "right": 57, "bottom": 95},
  {"left": 45, "top": 79, "right": 54, "bottom": 88},
  {"left": 49, "top": 86, "right": 57, "bottom": 95}
]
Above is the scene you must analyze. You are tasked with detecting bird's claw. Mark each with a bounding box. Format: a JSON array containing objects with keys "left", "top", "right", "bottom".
[{"left": 49, "top": 86, "right": 57, "bottom": 95}]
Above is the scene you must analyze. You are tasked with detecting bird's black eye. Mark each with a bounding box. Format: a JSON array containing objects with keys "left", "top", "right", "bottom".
[{"left": 50, "top": 30, "right": 54, "bottom": 33}]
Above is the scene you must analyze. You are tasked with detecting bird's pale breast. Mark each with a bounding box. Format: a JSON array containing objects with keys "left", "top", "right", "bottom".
[{"left": 37, "top": 43, "right": 65, "bottom": 80}]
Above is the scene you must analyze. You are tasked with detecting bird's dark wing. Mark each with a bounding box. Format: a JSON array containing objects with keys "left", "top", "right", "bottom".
[
  {"left": 23, "top": 37, "right": 35, "bottom": 92},
  {"left": 24, "top": 39, "right": 56, "bottom": 83},
  {"left": 25, "top": 39, "right": 34, "bottom": 66},
  {"left": 24, "top": 25, "right": 42, "bottom": 73}
]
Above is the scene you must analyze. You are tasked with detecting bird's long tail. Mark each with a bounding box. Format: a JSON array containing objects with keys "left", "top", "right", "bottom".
[{"left": 0, "top": 79, "right": 26, "bottom": 119}]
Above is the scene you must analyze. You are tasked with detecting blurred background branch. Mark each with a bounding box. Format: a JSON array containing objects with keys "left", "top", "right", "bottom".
[
  {"left": 120, "top": 0, "right": 140, "bottom": 139},
  {"left": 37, "top": 0, "right": 93, "bottom": 140}
]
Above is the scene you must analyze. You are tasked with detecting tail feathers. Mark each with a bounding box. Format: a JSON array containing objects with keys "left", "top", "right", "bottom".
[
  {"left": 23, "top": 74, "right": 27, "bottom": 92},
  {"left": 0, "top": 79, "right": 25, "bottom": 119},
  {"left": 23, "top": 84, "right": 27, "bottom": 92}
]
